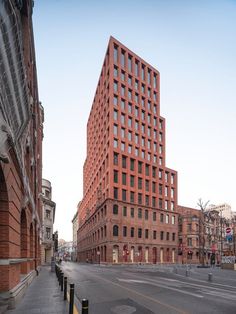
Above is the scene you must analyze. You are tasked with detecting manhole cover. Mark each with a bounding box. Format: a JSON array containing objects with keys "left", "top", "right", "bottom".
[{"left": 111, "top": 305, "right": 136, "bottom": 314}]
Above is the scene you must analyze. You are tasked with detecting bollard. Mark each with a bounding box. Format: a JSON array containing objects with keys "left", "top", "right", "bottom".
[
  {"left": 64, "top": 277, "right": 67, "bottom": 300},
  {"left": 82, "top": 299, "right": 89, "bottom": 314},
  {"left": 208, "top": 273, "right": 213, "bottom": 282},
  {"left": 69, "top": 284, "right": 74, "bottom": 314},
  {"left": 61, "top": 272, "right": 64, "bottom": 291},
  {"left": 186, "top": 269, "right": 189, "bottom": 277},
  {"left": 59, "top": 270, "right": 62, "bottom": 285}
]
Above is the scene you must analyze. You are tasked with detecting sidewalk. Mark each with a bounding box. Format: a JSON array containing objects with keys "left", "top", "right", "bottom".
[{"left": 6, "top": 266, "right": 68, "bottom": 314}]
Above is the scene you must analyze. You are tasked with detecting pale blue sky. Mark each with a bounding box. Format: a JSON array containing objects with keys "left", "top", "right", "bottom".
[{"left": 33, "top": 0, "right": 236, "bottom": 240}]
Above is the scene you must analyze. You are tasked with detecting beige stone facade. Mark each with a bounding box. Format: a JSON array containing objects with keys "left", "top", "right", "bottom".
[{"left": 41, "top": 179, "right": 56, "bottom": 264}]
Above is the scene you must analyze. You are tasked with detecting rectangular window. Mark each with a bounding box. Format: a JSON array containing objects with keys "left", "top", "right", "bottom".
[
  {"left": 171, "top": 201, "right": 175, "bottom": 211},
  {"left": 46, "top": 227, "right": 51, "bottom": 239},
  {"left": 160, "top": 213, "right": 164, "bottom": 223},
  {"left": 114, "top": 187, "right": 118, "bottom": 199},
  {"left": 128, "top": 131, "right": 132, "bottom": 141},
  {"left": 130, "top": 175, "right": 134, "bottom": 187},
  {"left": 187, "top": 238, "right": 192, "bottom": 246},
  {"left": 145, "top": 195, "right": 149, "bottom": 206},
  {"left": 123, "top": 206, "right": 127, "bottom": 216},
  {"left": 128, "top": 103, "right": 132, "bottom": 113},
  {"left": 165, "top": 200, "right": 168, "bottom": 210},
  {"left": 138, "top": 228, "right": 142, "bottom": 238},
  {"left": 121, "top": 128, "right": 125, "bottom": 138},
  {"left": 135, "top": 60, "right": 139, "bottom": 76},
  {"left": 114, "top": 66, "right": 118, "bottom": 77},
  {"left": 121, "top": 50, "right": 125, "bottom": 67},
  {"left": 171, "top": 174, "right": 175, "bottom": 185},
  {"left": 128, "top": 117, "right": 132, "bottom": 127},
  {"left": 130, "top": 159, "right": 135, "bottom": 171},
  {"left": 138, "top": 208, "right": 142, "bottom": 218},
  {"left": 171, "top": 188, "right": 174, "bottom": 198},
  {"left": 114, "top": 170, "right": 118, "bottom": 183},
  {"left": 113, "top": 152, "right": 118, "bottom": 165},
  {"left": 138, "top": 161, "right": 142, "bottom": 174},
  {"left": 122, "top": 172, "right": 127, "bottom": 185},
  {"left": 145, "top": 209, "right": 148, "bottom": 220},
  {"left": 152, "top": 182, "right": 156, "bottom": 193},
  {"left": 153, "top": 230, "right": 157, "bottom": 239},
  {"left": 130, "top": 191, "right": 134, "bottom": 203},
  {"left": 113, "top": 124, "right": 118, "bottom": 136},
  {"left": 114, "top": 45, "right": 118, "bottom": 63},
  {"left": 114, "top": 95, "right": 118, "bottom": 106},
  {"left": 172, "top": 233, "right": 176, "bottom": 241},
  {"left": 122, "top": 156, "right": 127, "bottom": 168},
  {"left": 166, "top": 214, "right": 169, "bottom": 224},
  {"left": 121, "top": 85, "right": 125, "bottom": 97},
  {"left": 131, "top": 227, "right": 134, "bottom": 237},
  {"left": 141, "top": 65, "right": 145, "bottom": 80},
  {"left": 152, "top": 197, "right": 156, "bottom": 207},
  {"left": 138, "top": 193, "right": 142, "bottom": 205},
  {"left": 121, "top": 113, "right": 125, "bottom": 124},
  {"left": 160, "top": 231, "right": 164, "bottom": 240},
  {"left": 122, "top": 189, "right": 127, "bottom": 201},
  {"left": 121, "top": 142, "right": 125, "bottom": 151},
  {"left": 152, "top": 166, "right": 156, "bottom": 178},
  {"left": 159, "top": 199, "right": 163, "bottom": 209},
  {"left": 172, "top": 215, "right": 175, "bottom": 224},
  {"left": 138, "top": 177, "right": 142, "bottom": 189},
  {"left": 145, "top": 229, "right": 149, "bottom": 239},
  {"left": 148, "top": 70, "right": 151, "bottom": 84},
  {"left": 131, "top": 207, "right": 134, "bottom": 218},
  {"left": 123, "top": 226, "right": 127, "bottom": 237},
  {"left": 145, "top": 164, "right": 150, "bottom": 176},
  {"left": 166, "top": 232, "right": 169, "bottom": 241},
  {"left": 114, "top": 81, "right": 118, "bottom": 92},
  {"left": 113, "top": 139, "right": 118, "bottom": 148},
  {"left": 145, "top": 180, "right": 149, "bottom": 192},
  {"left": 121, "top": 99, "right": 125, "bottom": 110},
  {"left": 113, "top": 109, "right": 118, "bottom": 120},
  {"left": 154, "top": 74, "right": 157, "bottom": 88},
  {"left": 128, "top": 55, "right": 132, "bottom": 72},
  {"left": 128, "top": 145, "right": 132, "bottom": 154},
  {"left": 153, "top": 211, "right": 157, "bottom": 221}
]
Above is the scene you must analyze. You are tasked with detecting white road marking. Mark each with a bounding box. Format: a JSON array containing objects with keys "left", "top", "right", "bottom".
[{"left": 117, "top": 278, "right": 204, "bottom": 299}]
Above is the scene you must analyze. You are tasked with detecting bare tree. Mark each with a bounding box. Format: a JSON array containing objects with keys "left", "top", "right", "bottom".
[{"left": 197, "top": 198, "right": 210, "bottom": 266}]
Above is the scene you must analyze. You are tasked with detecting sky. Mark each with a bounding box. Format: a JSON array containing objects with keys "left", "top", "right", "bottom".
[{"left": 33, "top": 0, "right": 236, "bottom": 241}]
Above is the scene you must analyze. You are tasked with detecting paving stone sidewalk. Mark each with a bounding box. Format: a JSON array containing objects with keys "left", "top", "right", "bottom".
[{"left": 7, "top": 266, "right": 68, "bottom": 314}]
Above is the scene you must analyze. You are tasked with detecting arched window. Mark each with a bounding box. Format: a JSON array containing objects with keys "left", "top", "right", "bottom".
[
  {"left": 113, "top": 225, "right": 119, "bottom": 236},
  {"left": 113, "top": 204, "right": 118, "bottom": 215}
]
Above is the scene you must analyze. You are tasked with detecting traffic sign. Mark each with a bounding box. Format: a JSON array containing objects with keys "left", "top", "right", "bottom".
[{"left": 226, "top": 227, "right": 231, "bottom": 234}]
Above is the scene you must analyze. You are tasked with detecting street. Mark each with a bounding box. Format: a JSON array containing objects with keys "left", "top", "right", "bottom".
[{"left": 60, "top": 262, "right": 236, "bottom": 314}]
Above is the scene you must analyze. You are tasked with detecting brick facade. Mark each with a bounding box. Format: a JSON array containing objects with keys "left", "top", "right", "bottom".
[
  {"left": 77, "top": 37, "right": 178, "bottom": 264},
  {"left": 0, "top": 0, "right": 43, "bottom": 308}
]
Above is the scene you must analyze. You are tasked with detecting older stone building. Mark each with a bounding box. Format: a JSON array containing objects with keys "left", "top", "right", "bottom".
[
  {"left": 0, "top": 0, "right": 43, "bottom": 309},
  {"left": 41, "top": 179, "right": 56, "bottom": 264},
  {"left": 71, "top": 209, "right": 78, "bottom": 262},
  {"left": 77, "top": 37, "right": 178, "bottom": 264}
]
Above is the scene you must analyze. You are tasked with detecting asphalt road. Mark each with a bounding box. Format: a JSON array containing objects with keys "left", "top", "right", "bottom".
[{"left": 61, "top": 262, "right": 236, "bottom": 314}]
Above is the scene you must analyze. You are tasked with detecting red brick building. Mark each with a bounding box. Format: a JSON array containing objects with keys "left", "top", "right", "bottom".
[
  {"left": 0, "top": 0, "right": 43, "bottom": 309},
  {"left": 77, "top": 37, "right": 178, "bottom": 264}
]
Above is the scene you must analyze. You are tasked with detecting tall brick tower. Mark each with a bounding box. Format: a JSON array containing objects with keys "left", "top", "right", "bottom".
[{"left": 77, "top": 37, "right": 178, "bottom": 264}]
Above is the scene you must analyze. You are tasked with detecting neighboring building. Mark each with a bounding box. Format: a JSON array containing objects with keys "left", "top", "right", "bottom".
[
  {"left": 178, "top": 205, "right": 235, "bottom": 264},
  {"left": 0, "top": 0, "right": 43, "bottom": 309},
  {"left": 71, "top": 209, "right": 79, "bottom": 262},
  {"left": 41, "top": 179, "right": 56, "bottom": 264},
  {"left": 178, "top": 206, "right": 201, "bottom": 264},
  {"left": 207, "top": 203, "right": 233, "bottom": 220},
  {"left": 77, "top": 37, "right": 178, "bottom": 264},
  {"left": 58, "top": 240, "right": 73, "bottom": 261}
]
